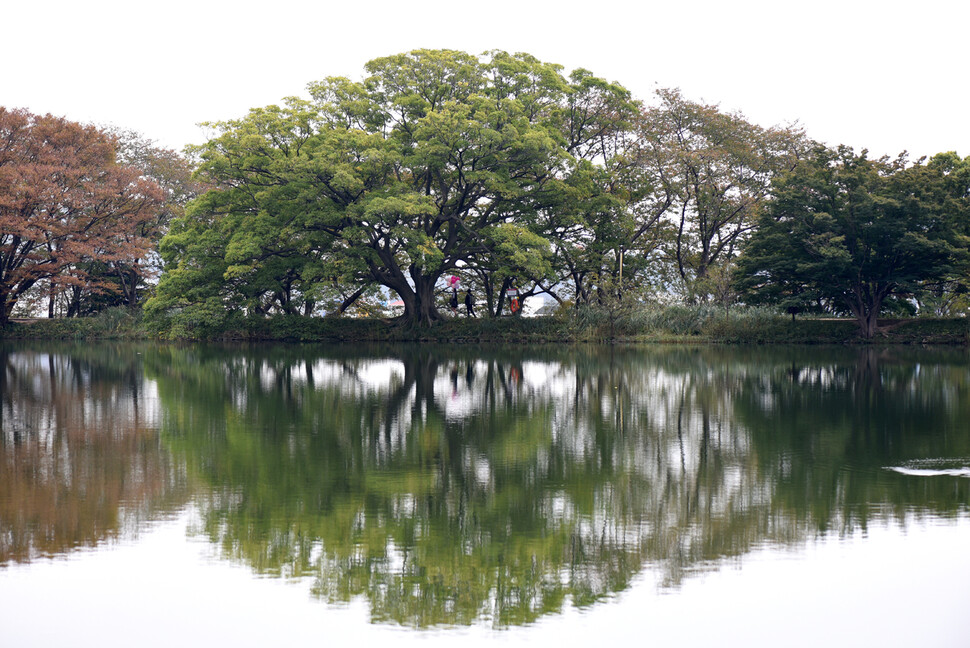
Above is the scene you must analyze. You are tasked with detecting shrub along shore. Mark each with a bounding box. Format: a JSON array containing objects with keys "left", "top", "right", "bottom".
[{"left": 2, "top": 306, "right": 968, "bottom": 345}]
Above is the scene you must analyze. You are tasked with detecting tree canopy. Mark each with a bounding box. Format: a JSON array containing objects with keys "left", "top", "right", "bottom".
[
  {"left": 151, "top": 51, "right": 582, "bottom": 326},
  {"left": 148, "top": 50, "right": 818, "bottom": 329},
  {"left": 5, "top": 49, "right": 968, "bottom": 333},
  {"left": 639, "top": 89, "right": 807, "bottom": 300},
  {"left": 735, "top": 145, "right": 970, "bottom": 336},
  {"left": 0, "top": 109, "right": 166, "bottom": 323}
]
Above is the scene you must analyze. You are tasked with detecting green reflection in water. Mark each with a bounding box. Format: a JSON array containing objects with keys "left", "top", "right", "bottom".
[{"left": 139, "top": 343, "right": 970, "bottom": 627}]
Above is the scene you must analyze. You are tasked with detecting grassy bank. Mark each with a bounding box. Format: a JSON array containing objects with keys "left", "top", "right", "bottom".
[
  {"left": 3, "top": 308, "right": 147, "bottom": 340},
  {"left": 3, "top": 305, "right": 968, "bottom": 345}
]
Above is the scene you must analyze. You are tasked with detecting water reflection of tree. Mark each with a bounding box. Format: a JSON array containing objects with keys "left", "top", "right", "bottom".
[
  {"left": 146, "top": 343, "right": 970, "bottom": 627},
  {"left": 0, "top": 343, "right": 185, "bottom": 564},
  {"left": 728, "top": 346, "right": 970, "bottom": 532}
]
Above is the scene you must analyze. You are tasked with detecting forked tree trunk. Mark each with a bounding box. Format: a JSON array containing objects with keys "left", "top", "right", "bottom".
[
  {"left": 858, "top": 310, "right": 880, "bottom": 339},
  {"left": 846, "top": 286, "right": 889, "bottom": 339},
  {"left": 387, "top": 271, "right": 444, "bottom": 327}
]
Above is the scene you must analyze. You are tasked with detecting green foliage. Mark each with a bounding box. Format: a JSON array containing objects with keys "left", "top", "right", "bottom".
[
  {"left": 634, "top": 303, "right": 727, "bottom": 336},
  {"left": 147, "top": 50, "right": 657, "bottom": 329},
  {"left": 155, "top": 300, "right": 242, "bottom": 340},
  {"left": 133, "top": 343, "right": 970, "bottom": 625},
  {"left": 2, "top": 307, "right": 145, "bottom": 339},
  {"left": 9, "top": 306, "right": 969, "bottom": 345},
  {"left": 736, "top": 145, "right": 970, "bottom": 338},
  {"left": 571, "top": 302, "right": 788, "bottom": 341}
]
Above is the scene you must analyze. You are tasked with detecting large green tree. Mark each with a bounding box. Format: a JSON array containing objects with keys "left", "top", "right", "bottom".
[
  {"left": 154, "top": 50, "right": 612, "bottom": 327},
  {"left": 529, "top": 70, "right": 660, "bottom": 308},
  {"left": 736, "top": 145, "right": 969, "bottom": 337},
  {"left": 906, "top": 151, "right": 970, "bottom": 315},
  {"left": 148, "top": 100, "right": 380, "bottom": 328}
]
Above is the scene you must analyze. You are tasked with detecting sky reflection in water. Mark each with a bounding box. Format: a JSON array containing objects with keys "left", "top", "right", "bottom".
[{"left": 1, "top": 342, "right": 969, "bottom": 645}]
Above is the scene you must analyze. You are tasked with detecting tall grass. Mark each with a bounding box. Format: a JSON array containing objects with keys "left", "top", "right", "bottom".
[{"left": 571, "top": 302, "right": 789, "bottom": 342}]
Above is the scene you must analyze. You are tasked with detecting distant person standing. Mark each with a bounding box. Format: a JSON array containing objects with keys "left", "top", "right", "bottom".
[
  {"left": 465, "top": 289, "right": 476, "bottom": 317},
  {"left": 449, "top": 288, "right": 459, "bottom": 316}
]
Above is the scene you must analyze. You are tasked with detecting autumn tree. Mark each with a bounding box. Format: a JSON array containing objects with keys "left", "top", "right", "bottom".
[
  {"left": 639, "top": 89, "right": 806, "bottom": 302},
  {"left": 102, "top": 128, "right": 203, "bottom": 307},
  {"left": 28, "top": 128, "right": 197, "bottom": 317},
  {"left": 0, "top": 108, "right": 164, "bottom": 324}
]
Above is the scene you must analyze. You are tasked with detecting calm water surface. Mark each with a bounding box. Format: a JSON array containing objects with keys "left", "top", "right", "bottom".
[{"left": 1, "top": 342, "right": 969, "bottom": 646}]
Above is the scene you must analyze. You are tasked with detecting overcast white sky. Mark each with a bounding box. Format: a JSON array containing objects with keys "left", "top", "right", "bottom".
[{"left": 4, "top": 0, "right": 967, "bottom": 160}]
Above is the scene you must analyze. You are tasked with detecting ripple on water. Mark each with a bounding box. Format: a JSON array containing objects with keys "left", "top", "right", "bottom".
[{"left": 886, "top": 458, "right": 970, "bottom": 478}]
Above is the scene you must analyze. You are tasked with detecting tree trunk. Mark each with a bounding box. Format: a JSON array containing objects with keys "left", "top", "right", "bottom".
[
  {"left": 859, "top": 310, "right": 879, "bottom": 339},
  {"left": 390, "top": 271, "right": 444, "bottom": 328},
  {"left": 66, "top": 287, "right": 82, "bottom": 318},
  {"left": 846, "top": 286, "right": 887, "bottom": 339},
  {"left": 0, "top": 296, "right": 12, "bottom": 327}
]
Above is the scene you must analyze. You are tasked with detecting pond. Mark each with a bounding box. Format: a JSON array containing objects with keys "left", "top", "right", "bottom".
[{"left": 1, "top": 342, "right": 969, "bottom": 646}]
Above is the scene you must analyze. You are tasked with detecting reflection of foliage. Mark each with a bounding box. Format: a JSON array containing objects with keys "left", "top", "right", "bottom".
[
  {"left": 149, "top": 344, "right": 650, "bottom": 626},
  {"left": 0, "top": 342, "right": 186, "bottom": 564},
  {"left": 729, "top": 347, "right": 970, "bottom": 530},
  {"left": 146, "top": 343, "right": 970, "bottom": 627},
  {"left": 7, "top": 341, "right": 966, "bottom": 622}
]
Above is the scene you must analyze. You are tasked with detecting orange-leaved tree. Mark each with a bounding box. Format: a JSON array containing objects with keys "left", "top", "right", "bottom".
[{"left": 0, "top": 108, "right": 164, "bottom": 324}]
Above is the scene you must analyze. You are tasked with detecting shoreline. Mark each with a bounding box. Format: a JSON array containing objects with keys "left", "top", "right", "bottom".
[{"left": 2, "top": 314, "right": 968, "bottom": 346}]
